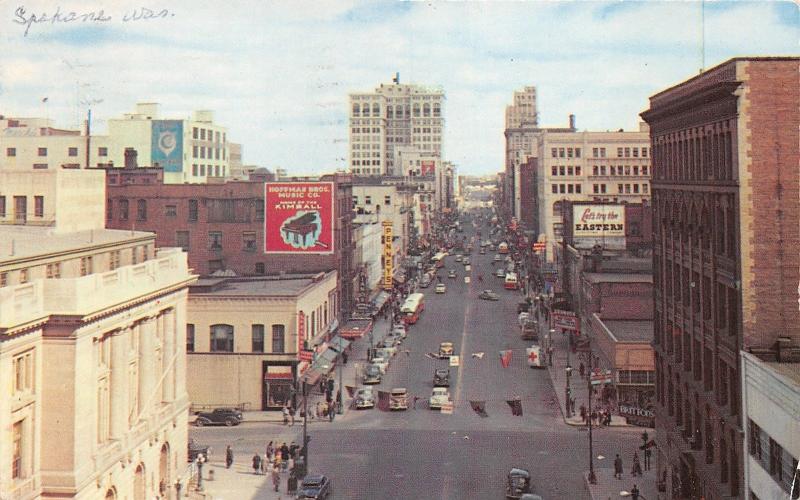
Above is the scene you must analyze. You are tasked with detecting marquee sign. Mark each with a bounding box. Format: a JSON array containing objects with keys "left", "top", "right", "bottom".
[
  {"left": 383, "top": 221, "right": 393, "bottom": 290},
  {"left": 552, "top": 309, "right": 580, "bottom": 331},
  {"left": 573, "top": 205, "right": 625, "bottom": 237}
]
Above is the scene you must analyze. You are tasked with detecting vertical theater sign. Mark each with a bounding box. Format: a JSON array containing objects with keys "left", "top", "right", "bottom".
[
  {"left": 383, "top": 221, "right": 393, "bottom": 290},
  {"left": 264, "top": 182, "right": 335, "bottom": 254}
]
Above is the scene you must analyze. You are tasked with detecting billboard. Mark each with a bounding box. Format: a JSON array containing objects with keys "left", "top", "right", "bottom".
[
  {"left": 383, "top": 221, "right": 393, "bottom": 290},
  {"left": 421, "top": 160, "right": 435, "bottom": 176},
  {"left": 573, "top": 205, "right": 625, "bottom": 237},
  {"left": 264, "top": 182, "right": 335, "bottom": 254},
  {"left": 151, "top": 120, "right": 183, "bottom": 172}
]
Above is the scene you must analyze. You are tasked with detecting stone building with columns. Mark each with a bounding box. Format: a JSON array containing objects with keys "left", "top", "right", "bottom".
[{"left": 0, "top": 168, "right": 195, "bottom": 499}]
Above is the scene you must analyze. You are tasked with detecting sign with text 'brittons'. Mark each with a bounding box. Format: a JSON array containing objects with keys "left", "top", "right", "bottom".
[
  {"left": 383, "top": 221, "right": 393, "bottom": 290},
  {"left": 151, "top": 120, "right": 183, "bottom": 172},
  {"left": 265, "top": 182, "right": 334, "bottom": 254}
]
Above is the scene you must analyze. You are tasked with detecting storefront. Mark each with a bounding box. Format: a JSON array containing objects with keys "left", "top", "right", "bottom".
[{"left": 262, "top": 361, "right": 297, "bottom": 410}]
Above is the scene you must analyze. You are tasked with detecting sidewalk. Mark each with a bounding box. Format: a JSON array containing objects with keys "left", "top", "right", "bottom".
[
  {"left": 584, "top": 466, "right": 658, "bottom": 500},
  {"left": 538, "top": 305, "right": 629, "bottom": 427}
]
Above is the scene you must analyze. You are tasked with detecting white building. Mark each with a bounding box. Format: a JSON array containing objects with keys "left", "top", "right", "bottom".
[
  {"left": 352, "top": 182, "right": 414, "bottom": 271},
  {"left": 0, "top": 168, "right": 195, "bottom": 500},
  {"left": 536, "top": 126, "right": 651, "bottom": 261},
  {"left": 349, "top": 78, "right": 445, "bottom": 176},
  {"left": 352, "top": 219, "right": 383, "bottom": 294},
  {"left": 741, "top": 349, "right": 800, "bottom": 500}
]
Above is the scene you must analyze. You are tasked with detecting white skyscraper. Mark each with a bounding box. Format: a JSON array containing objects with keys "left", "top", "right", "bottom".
[{"left": 349, "top": 75, "right": 445, "bottom": 176}]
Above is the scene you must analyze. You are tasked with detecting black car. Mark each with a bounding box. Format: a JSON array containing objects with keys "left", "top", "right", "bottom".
[
  {"left": 194, "top": 408, "right": 243, "bottom": 427},
  {"left": 478, "top": 290, "right": 500, "bottom": 301},
  {"left": 506, "top": 467, "right": 531, "bottom": 498},
  {"left": 433, "top": 368, "right": 450, "bottom": 387},
  {"left": 297, "top": 474, "right": 332, "bottom": 499},
  {"left": 187, "top": 438, "right": 209, "bottom": 462}
]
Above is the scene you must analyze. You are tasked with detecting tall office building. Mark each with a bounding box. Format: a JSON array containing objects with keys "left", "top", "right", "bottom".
[
  {"left": 348, "top": 76, "right": 445, "bottom": 176},
  {"left": 641, "top": 57, "right": 799, "bottom": 500},
  {"left": 503, "top": 86, "right": 539, "bottom": 219}
]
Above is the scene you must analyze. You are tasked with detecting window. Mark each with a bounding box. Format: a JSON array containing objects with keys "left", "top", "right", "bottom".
[
  {"left": 186, "top": 324, "right": 195, "bottom": 352},
  {"left": 19, "top": 268, "right": 28, "bottom": 284},
  {"left": 80, "top": 256, "right": 93, "bottom": 276},
  {"left": 165, "top": 205, "right": 177, "bottom": 217},
  {"left": 551, "top": 166, "right": 557, "bottom": 176},
  {"left": 567, "top": 166, "right": 574, "bottom": 176},
  {"left": 576, "top": 166, "right": 581, "bottom": 176},
  {"left": 192, "top": 164, "right": 198, "bottom": 176},
  {"left": 0, "top": 272, "right": 7, "bottom": 287},
  {"left": 559, "top": 184, "right": 565, "bottom": 194},
  {"left": 559, "top": 148, "right": 565, "bottom": 158},
  {"left": 634, "top": 166, "right": 639, "bottom": 176},
  {"left": 593, "top": 166, "right": 598, "bottom": 176},
  {"left": 13, "top": 350, "right": 34, "bottom": 395},
  {"left": 175, "top": 231, "right": 190, "bottom": 250},
  {"left": 567, "top": 184, "right": 574, "bottom": 194},
  {"left": 552, "top": 185, "right": 558, "bottom": 194},
  {"left": 68, "top": 147, "right": 78, "bottom": 157},
  {"left": 242, "top": 232, "right": 257, "bottom": 252},
  {"left": 575, "top": 148, "right": 581, "bottom": 158},
  {"left": 208, "top": 231, "right": 223, "bottom": 251},
  {"left": 34, "top": 196, "right": 44, "bottom": 217},
  {"left": 98, "top": 147, "right": 108, "bottom": 157},
  {"left": 0, "top": 196, "right": 5, "bottom": 217},
  {"left": 617, "top": 147, "right": 623, "bottom": 157},
  {"left": 12, "top": 420, "right": 23, "bottom": 479},
  {"left": 109, "top": 251, "right": 120, "bottom": 270},
  {"left": 192, "top": 127, "right": 198, "bottom": 139},
  {"left": 633, "top": 184, "right": 640, "bottom": 194},
  {"left": 365, "top": 196, "right": 372, "bottom": 205},
  {"left": 567, "top": 148, "right": 574, "bottom": 158},
  {"left": 96, "top": 376, "right": 110, "bottom": 444},
  {"left": 252, "top": 325, "right": 265, "bottom": 352},
  {"left": 642, "top": 147, "right": 648, "bottom": 157},
  {"left": 551, "top": 148, "right": 557, "bottom": 158},
  {"left": 576, "top": 184, "right": 582, "bottom": 194},
  {"left": 200, "top": 128, "right": 206, "bottom": 140},
  {"left": 255, "top": 262, "right": 265, "bottom": 274},
  {"left": 38, "top": 147, "right": 47, "bottom": 157},
  {"left": 119, "top": 199, "right": 129, "bottom": 220},
  {"left": 643, "top": 166, "right": 649, "bottom": 176},
  {"left": 136, "top": 199, "right": 147, "bottom": 221},
  {"left": 6, "top": 147, "right": 16, "bottom": 157},
  {"left": 600, "top": 148, "right": 606, "bottom": 157},
  {"left": 624, "top": 147, "right": 631, "bottom": 158},
  {"left": 271, "top": 325, "right": 285, "bottom": 353},
  {"left": 384, "top": 195, "right": 391, "bottom": 205},
  {"left": 188, "top": 199, "right": 198, "bottom": 221},
  {"left": 592, "top": 147, "right": 598, "bottom": 157},
  {"left": 210, "top": 324, "right": 234, "bottom": 352},
  {"left": 770, "top": 438, "right": 783, "bottom": 480},
  {"left": 46, "top": 263, "right": 61, "bottom": 278},
  {"left": 255, "top": 199, "right": 264, "bottom": 221}
]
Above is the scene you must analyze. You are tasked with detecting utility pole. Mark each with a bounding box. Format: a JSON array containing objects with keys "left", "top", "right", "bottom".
[
  {"left": 587, "top": 351, "right": 597, "bottom": 484},
  {"left": 302, "top": 381, "right": 309, "bottom": 477}
]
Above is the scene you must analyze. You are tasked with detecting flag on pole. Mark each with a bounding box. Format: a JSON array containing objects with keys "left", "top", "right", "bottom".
[
  {"left": 499, "top": 349, "right": 513, "bottom": 368},
  {"left": 506, "top": 397, "right": 523, "bottom": 416},
  {"left": 469, "top": 400, "right": 488, "bottom": 418}
]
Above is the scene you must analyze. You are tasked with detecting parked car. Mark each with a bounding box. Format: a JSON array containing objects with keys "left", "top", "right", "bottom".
[
  {"left": 371, "top": 357, "right": 389, "bottom": 374},
  {"left": 362, "top": 364, "right": 382, "bottom": 384},
  {"left": 355, "top": 387, "right": 376, "bottom": 409},
  {"left": 462, "top": 257, "right": 470, "bottom": 266},
  {"left": 194, "top": 408, "right": 242, "bottom": 427},
  {"left": 438, "top": 341, "right": 454, "bottom": 358},
  {"left": 433, "top": 368, "right": 451, "bottom": 387},
  {"left": 297, "top": 474, "right": 332, "bottom": 499},
  {"left": 493, "top": 254, "right": 502, "bottom": 262},
  {"left": 374, "top": 346, "right": 394, "bottom": 359},
  {"left": 517, "top": 301, "right": 531, "bottom": 314},
  {"left": 478, "top": 290, "right": 500, "bottom": 301},
  {"left": 392, "top": 325, "right": 408, "bottom": 339},
  {"left": 378, "top": 340, "right": 398, "bottom": 357},
  {"left": 429, "top": 387, "right": 452, "bottom": 410},
  {"left": 506, "top": 467, "right": 532, "bottom": 499},
  {"left": 518, "top": 312, "right": 531, "bottom": 326},
  {"left": 455, "top": 255, "right": 463, "bottom": 263},
  {"left": 435, "top": 283, "right": 447, "bottom": 294},
  {"left": 448, "top": 269, "right": 457, "bottom": 279},
  {"left": 188, "top": 438, "right": 210, "bottom": 462},
  {"left": 389, "top": 388, "right": 409, "bottom": 411},
  {"left": 420, "top": 276, "right": 432, "bottom": 288},
  {"left": 496, "top": 268, "right": 506, "bottom": 278},
  {"left": 480, "top": 248, "right": 486, "bottom": 255},
  {"left": 385, "top": 333, "right": 404, "bottom": 346}
]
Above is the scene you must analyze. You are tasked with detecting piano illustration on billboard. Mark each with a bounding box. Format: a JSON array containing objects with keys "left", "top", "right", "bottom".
[{"left": 279, "top": 210, "right": 328, "bottom": 250}]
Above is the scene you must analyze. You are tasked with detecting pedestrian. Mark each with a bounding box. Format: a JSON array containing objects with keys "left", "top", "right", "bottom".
[
  {"left": 644, "top": 448, "right": 652, "bottom": 471},
  {"left": 591, "top": 411, "right": 598, "bottom": 425},
  {"left": 630, "top": 484, "right": 640, "bottom": 500},
  {"left": 632, "top": 452, "right": 643, "bottom": 477},
  {"left": 547, "top": 346, "right": 554, "bottom": 366},
  {"left": 289, "top": 441, "right": 299, "bottom": 458},
  {"left": 316, "top": 402, "right": 322, "bottom": 419},
  {"left": 580, "top": 405, "right": 587, "bottom": 423},
  {"left": 274, "top": 452, "right": 282, "bottom": 470},
  {"left": 282, "top": 405, "right": 290, "bottom": 425},
  {"left": 329, "top": 402, "right": 336, "bottom": 421},
  {"left": 252, "top": 452, "right": 262, "bottom": 475},
  {"left": 614, "top": 454, "right": 623, "bottom": 479},
  {"left": 579, "top": 362, "right": 585, "bottom": 378},
  {"left": 266, "top": 441, "right": 274, "bottom": 462},
  {"left": 342, "top": 351, "right": 348, "bottom": 364},
  {"left": 225, "top": 445, "right": 234, "bottom": 469},
  {"left": 272, "top": 466, "right": 281, "bottom": 492},
  {"left": 288, "top": 406, "right": 295, "bottom": 426}
]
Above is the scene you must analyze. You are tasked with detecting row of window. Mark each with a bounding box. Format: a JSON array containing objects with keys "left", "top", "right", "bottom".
[
  {"left": 108, "top": 198, "right": 266, "bottom": 223},
  {"left": 352, "top": 195, "right": 391, "bottom": 206},
  {"left": 748, "top": 419, "right": 799, "bottom": 495},
  {"left": 351, "top": 167, "right": 382, "bottom": 174},
  {"left": 6, "top": 146, "right": 111, "bottom": 157},
  {"left": 191, "top": 145, "right": 226, "bottom": 161},
  {"left": 551, "top": 166, "right": 582, "bottom": 176},
  {"left": 592, "top": 165, "right": 650, "bottom": 176},
  {"left": 352, "top": 103, "right": 441, "bottom": 118},
  {"left": 191, "top": 127, "right": 226, "bottom": 143},
  {"left": 352, "top": 160, "right": 381, "bottom": 167},
  {"left": 0, "top": 195, "right": 45, "bottom": 220},
  {"left": 191, "top": 164, "right": 227, "bottom": 177},
  {"left": 187, "top": 323, "right": 287, "bottom": 353}
]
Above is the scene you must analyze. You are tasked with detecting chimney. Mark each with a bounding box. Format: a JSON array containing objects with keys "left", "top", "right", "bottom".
[
  {"left": 569, "top": 114, "right": 576, "bottom": 131},
  {"left": 124, "top": 148, "right": 138, "bottom": 169}
]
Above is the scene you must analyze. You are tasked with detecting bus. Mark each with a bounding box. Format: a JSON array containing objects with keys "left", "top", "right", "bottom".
[
  {"left": 401, "top": 293, "right": 425, "bottom": 324},
  {"left": 431, "top": 252, "right": 448, "bottom": 268},
  {"left": 498, "top": 242, "right": 509, "bottom": 254},
  {"left": 504, "top": 272, "right": 519, "bottom": 290}
]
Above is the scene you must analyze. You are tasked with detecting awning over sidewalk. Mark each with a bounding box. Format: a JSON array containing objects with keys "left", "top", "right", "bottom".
[
  {"left": 373, "top": 291, "right": 391, "bottom": 310},
  {"left": 315, "top": 348, "right": 339, "bottom": 372},
  {"left": 328, "top": 336, "right": 351, "bottom": 353}
]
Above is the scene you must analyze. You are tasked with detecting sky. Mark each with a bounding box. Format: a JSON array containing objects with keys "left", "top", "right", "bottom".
[{"left": 0, "top": 1, "right": 797, "bottom": 176}]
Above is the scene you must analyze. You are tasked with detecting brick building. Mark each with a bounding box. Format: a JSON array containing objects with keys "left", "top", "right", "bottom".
[
  {"left": 519, "top": 157, "right": 538, "bottom": 234},
  {"left": 106, "top": 169, "right": 357, "bottom": 317},
  {"left": 641, "top": 57, "right": 800, "bottom": 499}
]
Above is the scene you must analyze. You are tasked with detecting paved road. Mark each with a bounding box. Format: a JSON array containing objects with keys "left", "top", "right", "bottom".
[{"left": 190, "top": 218, "right": 645, "bottom": 499}]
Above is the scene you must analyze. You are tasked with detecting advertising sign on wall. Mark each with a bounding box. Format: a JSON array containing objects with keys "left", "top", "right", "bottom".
[
  {"left": 573, "top": 205, "right": 625, "bottom": 237},
  {"left": 151, "top": 120, "right": 183, "bottom": 172},
  {"left": 297, "top": 311, "right": 306, "bottom": 353},
  {"left": 264, "top": 182, "right": 335, "bottom": 254},
  {"left": 421, "top": 160, "right": 435, "bottom": 176},
  {"left": 383, "top": 221, "right": 393, "bottom": 290},
  {"left": 552, "top": 309, "right": 580, "bottom": 331}
]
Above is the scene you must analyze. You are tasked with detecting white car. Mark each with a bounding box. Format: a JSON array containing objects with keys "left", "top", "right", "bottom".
[
  {"left": 435, "top": 283, "right": 447, "bottom": 294},
  {"left": 429, "top": 387, "right": 452, "bottom": 410},
  {"left": 518, "top": 312, "right": 531, "bottom": 326},
  {"left": 378, "top": 340, "right": 398, "bottom": 357},
  {"left": 371, "top": 357, "right": 389, "bottom": 374},
  {"left": 392, "top": 325, "right": 407, "bottom": 339},
  {"left": 355, "top": 387, "right": 376, "bottom": 409}
]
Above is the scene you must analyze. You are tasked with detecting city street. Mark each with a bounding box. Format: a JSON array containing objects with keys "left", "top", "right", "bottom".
[{"left": 190, "top": 220, "right": 647, "bottom": 499}]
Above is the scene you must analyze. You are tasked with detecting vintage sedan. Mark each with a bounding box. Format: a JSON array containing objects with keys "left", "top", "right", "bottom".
[
  {"left": 355, "top": 387, "right": 376, "bottom": 409},
  {"left": 438, "top": 342, "right": 454, "bottom": 358},
  {"left": 429, "top": 387, "right": 452, "bottom": 410},
  {"left": 506, "top": 467, "right": 532, "bottom": 499},
  {"left": 478, "top": 290, "right": 500, "bottom": 301}
]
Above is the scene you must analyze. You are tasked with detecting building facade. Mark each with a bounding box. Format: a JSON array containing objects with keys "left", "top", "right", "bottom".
[
  {"left": 349, "top": 79, "right": 445, "bottom": 176},
  {"left": 0, "top": 169, "right": 195, "bottom": 500},
  {"left": 186, "top": 272, "right": 337, "bottom": 411},
  {"left": 641, "top": 57, "right": 800, "bottom": 500},
  {"left": 503, "top": 86, "right": 539, "bottom": 219}
]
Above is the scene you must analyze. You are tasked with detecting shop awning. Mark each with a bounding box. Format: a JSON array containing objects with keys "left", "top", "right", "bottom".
[
  {"left": 313, "top": 348, "right": 339, "bottom": 372},
  {"left": 373, "top": 291, "right": 390, "bottom": 310},
  {"left": 328, "top": 336, "right": 351, "bottom": 353}
]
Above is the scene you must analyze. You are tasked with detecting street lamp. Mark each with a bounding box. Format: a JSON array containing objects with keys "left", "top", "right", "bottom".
[
  {"left": 587, "top": 353, "right": 597, "bottom": 485},
  {"left": 195, "top": 453, "right": 206, "bottom": 492},
  {"left": 337, "top": 354, "right": 344, "bottom": 414},
  {"left": 301, "top": 381, "right": 309, "bottom": 478}
]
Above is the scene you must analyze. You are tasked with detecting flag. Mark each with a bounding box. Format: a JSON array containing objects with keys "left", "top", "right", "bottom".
[
  {"left": 471, "top": 352, "right": 484, "bottom": 359},
  {"left": 499, "top": 349, "right": 513, "bottom": 368},
  {"left": 506, "top": 398, "right": 523, "bottom": 416},
  {"left": 377, "top": 390, "right": 391, "bottom": 412},
  {"left": 41, "top": 97, "right": 48, "bottom": 103},
  {"left": 425, "top": 352, "right": 439, "bottom": 360},
  {"left": 345, "top": 385, "right": 357, "bottom": 398},
  {"left": 469, "top": 400, "right": 488, "bottom": 418}
]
